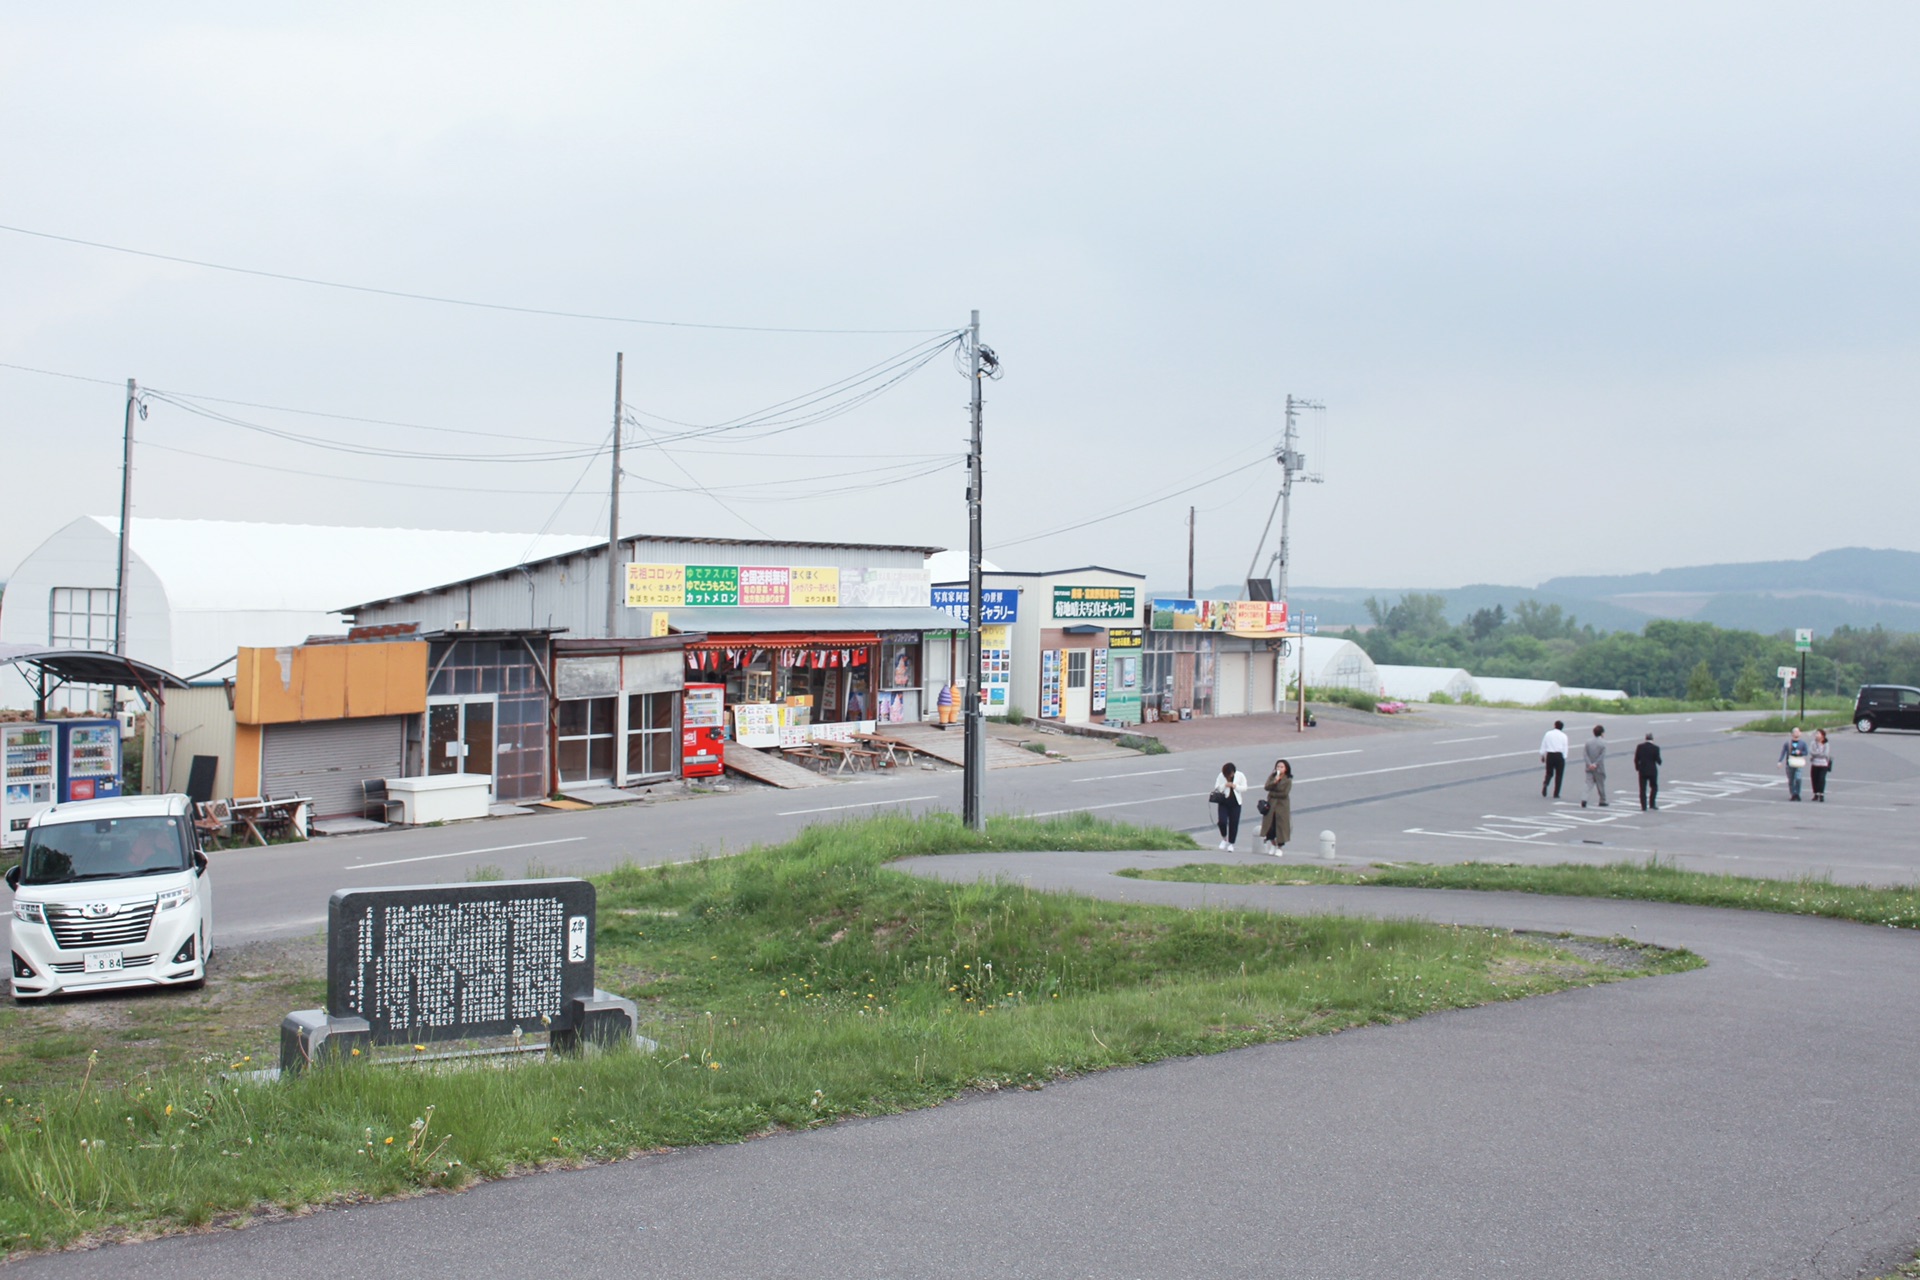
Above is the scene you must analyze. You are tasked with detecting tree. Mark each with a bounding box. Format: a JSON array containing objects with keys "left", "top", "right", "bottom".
[
  {"left": 1732, "top": 658, "right": 1769, "bottom": 703},
  {"left": 1685, "top": 659, "right": 1720, "bottom": 702}
]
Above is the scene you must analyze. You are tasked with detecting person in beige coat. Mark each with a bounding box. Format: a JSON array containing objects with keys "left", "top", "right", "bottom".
[{"left": 1259, "top": 759, "right": 1293, "bottom": 856}]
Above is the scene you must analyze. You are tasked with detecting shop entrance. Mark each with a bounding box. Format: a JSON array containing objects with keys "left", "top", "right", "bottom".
[
  {"left": 427, "top": 698, "right": 495, "bottom": 781},
  {"left": 557, "top": 696, "right": 617, "bottom": 784},
  {"left": 1063, "top": 650, "right": 1091, "bottom": 722}
]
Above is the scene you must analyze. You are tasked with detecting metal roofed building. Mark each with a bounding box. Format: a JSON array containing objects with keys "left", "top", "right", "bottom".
[{"left": 0, "top": 516, "right": 598, "bottom": 710}]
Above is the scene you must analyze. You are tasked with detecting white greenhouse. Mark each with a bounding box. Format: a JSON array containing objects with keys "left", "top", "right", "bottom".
[
  {"left": 1470, "top": 676, "right": 1564, "bottom": 706},
  {"left": 0, "top": 516, "right": 597, "bottom": 710},
  {"left": 1286, "top": 636, "right": 1379, "bottom": 694},
  {"left": 1559, "top": 685, "right": 1628, "bottom": 702},
  {"left": 1374, "top": 664, "right": 1476, "bottom": 702}
]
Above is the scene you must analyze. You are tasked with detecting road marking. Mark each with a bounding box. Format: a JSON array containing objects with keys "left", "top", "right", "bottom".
[
  {"left": 346, "top": 836, "right": 586, "bottom": 871},
  {"left": 1290, "top": 749, "right": 1363, "bottom": 760},
  {"left": 1071, "top": 767, "right": 1188, "bottom": 784},
  {"left": 1649, "top": 718, "right": 1685, "bottom": 724},
  {"left": 1436, "top": 735, "right": 1497, "bottom": 745},
  {"left": 777, "top": 795, "right": 938, "bottom": 816},
  {"left": 1032, "top": 748, "right": 1511, "bottom": 817},
  {"left": 1691, "top": 831, "right": 1803, "bottom": 840}
]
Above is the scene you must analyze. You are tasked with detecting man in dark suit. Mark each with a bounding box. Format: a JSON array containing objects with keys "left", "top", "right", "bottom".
[{"left": 1634, "top": 733, "right": 1663, "bottom": 811}]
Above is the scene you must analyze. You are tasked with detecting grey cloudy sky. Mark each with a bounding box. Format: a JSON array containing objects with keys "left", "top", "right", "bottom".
[{"left": 3, "top": 3, "right": 1915, "bottom": 594}]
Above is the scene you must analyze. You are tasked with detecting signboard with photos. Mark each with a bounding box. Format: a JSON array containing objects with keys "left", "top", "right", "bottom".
[{"left": 627, "top": 563, "right": 929, "bottom": 610}]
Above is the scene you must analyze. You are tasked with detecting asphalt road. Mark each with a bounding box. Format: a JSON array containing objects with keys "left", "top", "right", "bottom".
[
  {"left": 8, "top": 706, "right": 1916, "bottom": 948},
  {"left": 11, "top": 853, "right": 1918, "bottom": 1279}
]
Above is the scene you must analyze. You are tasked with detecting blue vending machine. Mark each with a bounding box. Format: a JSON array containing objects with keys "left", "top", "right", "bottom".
[{"left": 57, "top": 719, "right": 123, "bottom": 802}]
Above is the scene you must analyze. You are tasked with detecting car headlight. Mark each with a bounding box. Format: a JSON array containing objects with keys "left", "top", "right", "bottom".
[
  {"left": 155, "top": 887, "right": 194, "bottom": 912},
  {"left": 12, "top": 900, "right": 44, "bottom": 925}
]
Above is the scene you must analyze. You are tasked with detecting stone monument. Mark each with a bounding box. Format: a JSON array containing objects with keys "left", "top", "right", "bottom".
[{"left": 281, "top": 877, "right": 637, "bottom": 1071}]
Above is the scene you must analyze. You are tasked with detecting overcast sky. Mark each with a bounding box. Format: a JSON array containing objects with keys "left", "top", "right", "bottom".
[{"left": 3, "top": 3, "right": 1915, "bottom": 595}]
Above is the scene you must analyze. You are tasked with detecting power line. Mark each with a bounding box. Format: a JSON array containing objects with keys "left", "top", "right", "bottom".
[
  {"left": 0, "top": 222, "right": 954, "bottom": 335},
  {"left": 139, "top": 440, "right": 597, "bottom": 495},
  {"left": 991, "top": 450, "right": 1276, "bottom": 550}
]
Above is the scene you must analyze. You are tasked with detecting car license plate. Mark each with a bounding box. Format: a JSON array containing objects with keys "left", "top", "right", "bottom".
[{"left": 83, "top": 950, "right": 124, "bottom": 973}]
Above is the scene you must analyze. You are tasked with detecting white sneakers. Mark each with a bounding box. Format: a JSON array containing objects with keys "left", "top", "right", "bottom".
[{"left": 1218, "top": 839, "right": 1233, "bottom": 851}]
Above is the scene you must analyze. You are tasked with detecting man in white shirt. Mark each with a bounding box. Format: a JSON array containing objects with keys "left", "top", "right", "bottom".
[{"left": 1539, "top": 720, "right": 1569, "bottom": 798}]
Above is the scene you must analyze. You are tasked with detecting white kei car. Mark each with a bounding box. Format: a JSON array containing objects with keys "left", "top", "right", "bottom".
[{"left": 6, "top": 794, "right": 213, "bottom": 1000}]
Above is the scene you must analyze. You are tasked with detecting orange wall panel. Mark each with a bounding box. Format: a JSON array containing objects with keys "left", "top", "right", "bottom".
[{"left": 235, "top": 641, "right": 428, "bottom": 724}]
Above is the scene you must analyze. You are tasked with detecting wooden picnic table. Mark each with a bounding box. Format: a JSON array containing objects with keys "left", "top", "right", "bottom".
[
  {"left": 852, "top": 732, "right": 916, "bottom": 768},
  {"left": 815, "top": 740, "right": 881, "bottom": 775},
  {"left": 226, "top": 795, "right": 312, "bottom": 845}
]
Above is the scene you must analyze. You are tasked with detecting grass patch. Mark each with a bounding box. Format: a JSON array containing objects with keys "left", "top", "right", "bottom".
[
  {"left": 1120, "top": 857, "right": 1920, "bottom": 929},
  {"left": 1731, "top": 711, "right": 1853, "bottom": 734},
  {"left": 0, "top": 813, "right": 1691, "bottom": 1253},
  {"left": 1115, "top": 734, "right": 1169, "bottom": 755}
]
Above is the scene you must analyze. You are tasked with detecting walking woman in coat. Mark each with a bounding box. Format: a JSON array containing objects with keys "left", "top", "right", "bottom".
[
  {"left": 1211, "top": 761, "right": 1248, "bottom": 851},
  {"left": 1260, "top": 759, "right": 1293, "bottom": 856}
]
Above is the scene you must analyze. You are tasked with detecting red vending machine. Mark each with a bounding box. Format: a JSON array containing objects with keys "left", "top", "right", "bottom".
[{"left": 681, "top": 683, "right": 726, "bottom": 778}]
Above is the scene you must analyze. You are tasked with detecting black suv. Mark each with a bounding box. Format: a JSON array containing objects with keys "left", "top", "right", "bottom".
[{"left": 1852, "top": 685, "right": 1920, "bottom": 733}]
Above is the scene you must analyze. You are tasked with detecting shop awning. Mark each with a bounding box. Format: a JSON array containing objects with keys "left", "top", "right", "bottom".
[
  {"left": 686, "top": 632, "right": 877, "bottom": 650},
  {"left": 666, "top": 606, "right": 962, "bottom": 635}
]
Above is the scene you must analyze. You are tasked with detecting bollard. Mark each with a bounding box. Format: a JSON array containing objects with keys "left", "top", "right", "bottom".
[{"left": 1318, "top": 829, "right": 1337, "bottom": 861}]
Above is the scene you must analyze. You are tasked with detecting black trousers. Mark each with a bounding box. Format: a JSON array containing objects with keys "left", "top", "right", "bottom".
[
  {"left": 1216, "top": 798, "right": 1241, "bottom": 843},
  {"left": 1811, "top": 765, "right": 1829, "bottom": 797},
  {"left": 1542, "top": 753, "right": 1566, "bottom": 797},
  {"left": 1638, "top": 770, "right": 1658, "bottom": 809}
]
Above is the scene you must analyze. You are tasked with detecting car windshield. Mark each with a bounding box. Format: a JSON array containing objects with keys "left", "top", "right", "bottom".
[{"left": 20, "top": 816, "right": 189, "bottom": 885}]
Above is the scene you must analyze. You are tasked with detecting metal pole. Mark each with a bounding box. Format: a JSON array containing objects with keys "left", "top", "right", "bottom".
[
  {"left": 115, "top": 379, "right": 136, "bottom": 657},
  {"left": 1186, "top": 506, "right": 1195, "bottom": 599},
  {"left": 1274, "top": 395, "right": 1296, "bottom": 604},
  {"left": 963, "top": 312, "right": 985, "bottom": 831},
  {"left": 606, "top": 353, "right": 624, "bottom": 638},
  {"left": 1798, "top": 653, "right": 1806, "bottom": 722}
]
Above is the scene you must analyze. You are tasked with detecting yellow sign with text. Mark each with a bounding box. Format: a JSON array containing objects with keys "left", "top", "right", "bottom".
[
  {"left": 626, "top": 563, "right": 686, "bottom": 608},
  {"left": 788, "top": 566, "right": 840, "bottom": 607}
]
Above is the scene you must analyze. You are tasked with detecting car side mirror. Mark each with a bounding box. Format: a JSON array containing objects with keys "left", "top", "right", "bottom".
[
  {"left": 193, "top": 851, "right": 208, "bottom": 876},
  {"left": 4, "top": 864, "right": 19, "bottom": 891}
]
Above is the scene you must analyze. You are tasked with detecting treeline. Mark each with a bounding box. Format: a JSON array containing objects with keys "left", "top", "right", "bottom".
[{"left": 1343, "top": 593, "right": 1920, "bottom": 699}]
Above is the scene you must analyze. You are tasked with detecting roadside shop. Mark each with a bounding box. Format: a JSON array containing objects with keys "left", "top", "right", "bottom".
[
  {"left": 952, "top": 568, "right": 1146, "bottom": 726},
  {"left": 1143, "top": 597, "right": 1292, "bottom": 721}
]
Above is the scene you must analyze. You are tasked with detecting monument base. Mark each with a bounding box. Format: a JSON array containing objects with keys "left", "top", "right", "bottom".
[
  {"left": 280, "top": 1010, "right": 373, "bottom": 1072},
  {"left": 552, "top": 988, "right": 640, "bottom": 1054}
]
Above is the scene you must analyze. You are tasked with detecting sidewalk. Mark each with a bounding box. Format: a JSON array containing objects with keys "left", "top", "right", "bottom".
[{"left": 1133, "top": 704, "right": 1410, "bottom": 754}]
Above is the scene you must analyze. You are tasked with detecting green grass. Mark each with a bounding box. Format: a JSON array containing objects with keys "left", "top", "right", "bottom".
[
  {"left": 1120, "top": 857, "right": 1920, "bottom": 929},
  {"left": 1115, "top": 734, "right": 1169, "bottom": 755},
  {"left": 0, "top": 813, "right": 1695, "bottom": 1254},
  {"left": 1731, "top": 710, "right": 1853, "bottom": 734}
]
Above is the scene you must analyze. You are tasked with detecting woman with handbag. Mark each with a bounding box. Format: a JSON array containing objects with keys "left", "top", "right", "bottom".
[
  {"left": 1259, "top": 759, "right": 1293, "bottom": 856},
  {"left": 1209, "top": 761, "right": 1248, "bottom": 851},
  {"left": 1809, "top": 729, "right": 1833, "bottom": 802}
]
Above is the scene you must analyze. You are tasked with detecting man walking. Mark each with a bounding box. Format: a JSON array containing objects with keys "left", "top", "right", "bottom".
[
  {"left": 1540, "top": 719, "right": 1569, "bottom": 798},
  {"left": 1581, "top": 724, "right": 1609, "bottom": 808},
  {"left": 1634, "top": 732, "right": 1662, "bottom": 810}
]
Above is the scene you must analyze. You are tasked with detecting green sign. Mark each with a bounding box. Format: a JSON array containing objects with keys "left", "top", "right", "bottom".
[
  {"left": 686, "top": 565, "right": 739, "bottom": 607},
  {"left": 1794, "top": 628, "right": 1812, "bottom": 652},
  {"left": 1052, "top": 584, "right": 1136, "bottom": 621}
]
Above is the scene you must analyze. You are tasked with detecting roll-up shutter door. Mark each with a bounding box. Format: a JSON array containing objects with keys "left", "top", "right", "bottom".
[{"left": 262, "top": 717, "right": 406, "bottom": 818}]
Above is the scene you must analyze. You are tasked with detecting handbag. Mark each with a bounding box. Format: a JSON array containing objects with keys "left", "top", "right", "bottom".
[
  {"left": 1208, "top": 787, "right": 1226, "bottom": 804},
  {"left": 1257, "top": 799, "right": 1271, "bottom": 816}
]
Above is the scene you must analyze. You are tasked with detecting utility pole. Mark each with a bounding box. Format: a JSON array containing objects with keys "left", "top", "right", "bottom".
[
  {"left": 1187, "top": 506, "right": 1195, "bottom": 598},
  {"left": 962, "top": 312, "right": 992, "bottom": 831},
  {"left": 114, "top": 378, "right": 137, "bottom": 657},
  {"left": 605, "top": 353, "right": 624, "bottom": 638},
  {"left": 1271, "top": 394, "right": 1323, "bottom": 604}
]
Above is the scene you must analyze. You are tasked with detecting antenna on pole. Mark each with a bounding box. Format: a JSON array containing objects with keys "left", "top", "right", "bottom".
[{"left": 1243, "top": 395, "right": 1324, "bottom": 602}]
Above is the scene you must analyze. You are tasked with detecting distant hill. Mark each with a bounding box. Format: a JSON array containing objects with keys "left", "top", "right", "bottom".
[{"left": 1166, "top": 546, "right": 1920, "bottom": 637}]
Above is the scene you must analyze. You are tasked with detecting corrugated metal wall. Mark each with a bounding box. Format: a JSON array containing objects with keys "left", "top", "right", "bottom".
[{"left": 350, "top": 540, "right": 930, "bottom": 639}]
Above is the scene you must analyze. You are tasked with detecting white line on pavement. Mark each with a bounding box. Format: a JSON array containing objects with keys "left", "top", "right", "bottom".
[
  {"left": 1436, "top": 735, "right": 1497, "bottom": 745},
  {"left": 778, "top": 795, "right": 939, "bottom": 816},
  {"left": 1692, "top": 831, "right": 1803, "bottom": 840},
  {"left": 1071, "top": 767, "right": 1189, "bottom": 784},
  {"left": 346, "top": 836, "right": 587, "bottom": 871}
]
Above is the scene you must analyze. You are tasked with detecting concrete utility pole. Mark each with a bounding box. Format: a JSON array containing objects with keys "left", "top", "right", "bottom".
[
  {"left": 1271, "top": 394, "right": 1323, "bottom": 605},
  {"left": 1187, "top": 506, "right": 1195, "bottom": 598},
  {"left": 114, "top": 378, "right": 137, "bottom": 657},
  {"left": 963, "top": 312, "right": 987, "bottom": 831},
  {"left": 605, "top": 353, "right": 624, "bottom": 638}
]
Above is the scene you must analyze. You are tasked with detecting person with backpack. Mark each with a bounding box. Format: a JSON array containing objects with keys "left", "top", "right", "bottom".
[
  {"left": 1779, "top": 727, "right": 1811, "bottom": 801},
  {"left": 1209, "top": 761, "right": 1248, "bottom": 851}
]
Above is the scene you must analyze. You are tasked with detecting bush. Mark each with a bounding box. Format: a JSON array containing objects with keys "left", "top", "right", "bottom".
[{"left": 1115, "top": 734, "right": 1169, "bottom": 755}]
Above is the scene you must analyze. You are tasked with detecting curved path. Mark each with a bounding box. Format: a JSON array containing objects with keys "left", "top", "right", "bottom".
[{"left": 12, "top": 851, "right": 1920, "bottom": 1279}]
